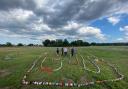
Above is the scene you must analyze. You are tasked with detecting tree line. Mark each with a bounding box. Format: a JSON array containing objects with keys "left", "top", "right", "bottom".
[
  {"left": 0, "top": 42, "right": 42, "bottom": 47},
  {"left": 42, "top": 39, "right": 128, "bottom": 47},
  {"left": 43, "top": 39, "right": 90, "bottom": 47},
  {"left": 0, "top": 39, "right": 128, "bottom": 47}
]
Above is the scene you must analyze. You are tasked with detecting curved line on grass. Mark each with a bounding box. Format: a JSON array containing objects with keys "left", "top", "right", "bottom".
[
  {"left": 41, "top": 56, "right": 47, "bottom": 68},
  {"left": 53, "top": 61, "right": 63, "bottom": 71},
  {"left": 80, "top": 55, "right": 101, "bottom": 74},
  {"left": 40, "top": 54, "right": 63, "bottom": 72},
  {"left": 82, "top": 51, "right": 124, "bottom": 83}
]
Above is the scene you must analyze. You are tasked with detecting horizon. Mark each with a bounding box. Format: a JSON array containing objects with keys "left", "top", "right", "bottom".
[
  {"left": 1, "top": 39, "right": 128, "bottom": 46},
  {"left": 0, "top": 0, "right": 128, "bottom": 44}
]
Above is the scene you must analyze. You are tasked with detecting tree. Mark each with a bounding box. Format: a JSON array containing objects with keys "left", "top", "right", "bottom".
[
  {"left": 17, "top": 43, "right": 24, "bottom": 46},
  {"left": 63, "top": 39, "right": 69, "bottom": 46},
  {"left": 43, "top": 39, "right": 51, "bottom": 47},
  {"left": 91, "top": 42, "right": 96, "bottom": 46},
  {"left": 76, "top": 40, "right": 84, "bottom": 46},
  {"left": 50, "top": 40, "right": 56, "bottom": 47},
  {"left": 28, "top": 44, "right": 34, "bottom": 46},
  {"left": 70, "top": 41, "right": 77, "bottom": 46},
  {"left": 83, "top": 42, "right": 90, "bottom": 46},
  {"left": 56, "top": 39, "right": 63, "bottom": 47},
  {"left": 6, "top": 42, "right": 13, "bottom": 47}
]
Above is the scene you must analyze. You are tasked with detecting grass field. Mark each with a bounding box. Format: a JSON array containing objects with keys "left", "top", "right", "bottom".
[{"left": 0, "top": 46, "right": 128, "bottom": 89}]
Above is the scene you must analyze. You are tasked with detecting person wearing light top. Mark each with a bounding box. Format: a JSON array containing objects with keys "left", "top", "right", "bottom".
[{"left": 64, "top": 47, "right": 68, "bottom": 56}]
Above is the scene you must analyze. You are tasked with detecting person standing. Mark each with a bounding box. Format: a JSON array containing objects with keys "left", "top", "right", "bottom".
[
  {"left": 56, "top": 48, "right": 59, "bottom": 55},
  {"left": 71, "top": 47, "right": 74, "bottom": 56},
  {"left": 64, "top": 47, "right": 68, "bottom": 56},
  {"left": 71, "top": 47, "right": 77, "bottom": 56}
]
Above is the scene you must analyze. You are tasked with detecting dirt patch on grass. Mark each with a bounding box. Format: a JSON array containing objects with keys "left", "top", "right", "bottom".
[
  {"left": 0, "top": 69, "right": 10, "bottom": 77},
  {"left": 79, "top": 75, "right": 88, "bottom": 83},
  {"left": 61, "top": 77, "right": 75, "bottom": 83}
]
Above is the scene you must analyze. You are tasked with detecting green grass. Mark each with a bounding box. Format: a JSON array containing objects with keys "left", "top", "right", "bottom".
[{"left": 0, "top": 46, "right": 128, "bottom": 89}]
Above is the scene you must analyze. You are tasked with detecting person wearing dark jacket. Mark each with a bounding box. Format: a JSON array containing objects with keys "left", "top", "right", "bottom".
[
  {"left": 71, "top": 47, "right": 75, "bottom": 56},
  {"left": 56, "top": 48, "right": 59, "bottom": 55}
]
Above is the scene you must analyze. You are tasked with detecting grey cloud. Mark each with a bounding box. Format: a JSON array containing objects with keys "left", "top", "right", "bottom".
[
  {"left": 0, "top": 0, "right": 36, "bottom": 11},
  {"left": 0, "top": 0, "right": 128, "bottom": 41},
  {"left": 74, "top": 0, "right": 112, "bottom": 21},
  {"left": 44, "top": 0, "right": 86, "bottom": 27},
  {"left": 34, "top": 0, "right": 128, "bottom": 28},
  {"left": 0, "top": 0, "right": 128, "bottom": 27}
]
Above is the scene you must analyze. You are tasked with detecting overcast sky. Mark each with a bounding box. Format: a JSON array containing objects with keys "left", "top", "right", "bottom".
[{"left": 0, "top": 0, "right": 128, "bottom": 44}]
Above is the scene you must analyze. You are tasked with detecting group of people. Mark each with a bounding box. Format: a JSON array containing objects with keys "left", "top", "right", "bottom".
[{"left": 56, "top": 47, "right": 77, "bottom": 56}]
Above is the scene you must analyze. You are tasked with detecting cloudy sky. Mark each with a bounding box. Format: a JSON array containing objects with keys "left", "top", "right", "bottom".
[{"left": 0, "top": 0, "right": 128, "bottom": 44}]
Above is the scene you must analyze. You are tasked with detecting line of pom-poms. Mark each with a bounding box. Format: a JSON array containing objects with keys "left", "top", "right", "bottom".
[{"left": 22, "top": 76, "right": 123, "bottom": 87}]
